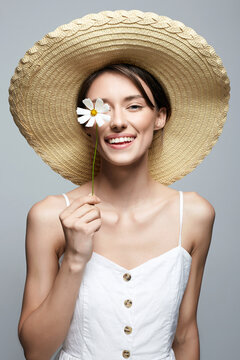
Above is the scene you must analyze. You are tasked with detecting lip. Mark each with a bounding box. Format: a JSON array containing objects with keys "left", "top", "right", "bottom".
[
  {"left": 104, "top": 133, "right": 136, "bottom": 141},
  {"left": 105, "top": 137, "right": 136, "bottom": 149}
]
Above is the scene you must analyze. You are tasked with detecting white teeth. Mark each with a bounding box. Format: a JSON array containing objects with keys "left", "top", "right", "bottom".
[{"left": 108, "top": 137, "right": 135, "bottom": 144}]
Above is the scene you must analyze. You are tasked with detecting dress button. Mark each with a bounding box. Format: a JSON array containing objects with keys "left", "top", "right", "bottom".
[
  {"left": 124, "top": 325, "right": 132, "bottom": 334},
  {"left": 123, "top": 273, "right": 131, "bottom": 281},
  {"left": 122, "top": 350, "right": 130, "bottom": 358},
  {"left": 124, "top": 299, "right": 132, "bottom": 308}
]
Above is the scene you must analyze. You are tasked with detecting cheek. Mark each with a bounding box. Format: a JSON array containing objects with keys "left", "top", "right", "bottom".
[
  {"left": 134, "top": 117, "right": 155, "bottom": 151},
  {"left": 137, "top": 114, "right": 155, "bottom": 135}
]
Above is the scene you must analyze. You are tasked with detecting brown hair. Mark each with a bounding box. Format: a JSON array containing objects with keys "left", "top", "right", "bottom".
[{"left": 77, "top": 63, "right": 171, "bottom": 120}]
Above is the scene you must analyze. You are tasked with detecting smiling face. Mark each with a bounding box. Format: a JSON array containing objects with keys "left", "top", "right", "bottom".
[{"left": 83, "top": 71, "right": 167, "bottom": 167}]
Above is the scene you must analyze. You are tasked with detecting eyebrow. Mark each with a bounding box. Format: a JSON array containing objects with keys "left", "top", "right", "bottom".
[{"left": 92, "top": 95, "right": 144, "bottom": 103}]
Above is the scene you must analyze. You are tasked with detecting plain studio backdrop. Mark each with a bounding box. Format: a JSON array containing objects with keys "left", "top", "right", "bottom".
[{"left": 1, "top": 0, "right": 239, "bottom": 359}]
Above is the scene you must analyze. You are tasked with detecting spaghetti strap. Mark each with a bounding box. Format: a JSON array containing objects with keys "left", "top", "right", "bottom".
[
  {"left": 178, "top": 191, "right": 183, "bottom": 247},
  {"left": 62, "top": 193, "right": 70, "bottom": 207}
]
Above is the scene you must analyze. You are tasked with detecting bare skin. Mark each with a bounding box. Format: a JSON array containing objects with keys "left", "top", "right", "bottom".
[
  {"left": 18, "top": 72, "right": 215, "bottom": 360},
  {"left": 57, "top": 183, "right": 193, "bottom": 267}
]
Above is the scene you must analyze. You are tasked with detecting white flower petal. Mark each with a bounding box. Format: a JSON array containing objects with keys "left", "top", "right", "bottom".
[
  {"left": 77, "top": 107, "right": 90, "bottom": 115},
  {"left": 99, "top": 114, "right": 111, "bottom": 122},
  {"left": 82, "top": 98, "right": 93, "bottom": 110},
  {"left": 95, "top": 98, "right": 104, "bottom": 112},
  {"left": 85, "top": 117, "right": 96, "bottom": 127},
  {"left": 95, "top": 114, "right": 105, "bottom": 127},
  {"left": 101, "top": 103, "right": 110, "bottom": 113},
  {"left": 77, "top": 114, "right": 91, "bottom": 124}
]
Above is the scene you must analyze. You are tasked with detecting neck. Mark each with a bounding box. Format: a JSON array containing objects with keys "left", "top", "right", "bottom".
[{"left": 93, "top": 153, "right": 159, "bottom": 210}]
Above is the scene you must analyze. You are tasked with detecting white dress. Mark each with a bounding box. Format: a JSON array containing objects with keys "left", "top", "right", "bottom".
[{"left": 57, "top": 190, "right": 192, "bottom": 360}]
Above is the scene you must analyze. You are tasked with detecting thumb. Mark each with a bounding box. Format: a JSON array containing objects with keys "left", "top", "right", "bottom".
[{"left": 88, "top": 193, "right": 101, "bottom": 201}]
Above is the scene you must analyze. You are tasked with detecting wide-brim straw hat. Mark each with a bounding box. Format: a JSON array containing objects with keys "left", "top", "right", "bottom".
[{"left": 8, "top": 9, "right": 230, "bottom": 186}]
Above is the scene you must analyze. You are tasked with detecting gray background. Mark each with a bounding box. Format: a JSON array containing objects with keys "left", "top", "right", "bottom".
[{"left": 1, "top": 0, "right": 239, "bottom": 359}]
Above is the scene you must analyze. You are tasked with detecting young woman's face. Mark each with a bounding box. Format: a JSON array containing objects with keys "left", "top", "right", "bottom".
[{"left": 84, "top": 71, "right": 166, "bottom": 167}]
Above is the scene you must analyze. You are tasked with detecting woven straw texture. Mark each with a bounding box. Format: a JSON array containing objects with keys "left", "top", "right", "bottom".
[{"left": 8, "top": 9, "right": 230, "bottom": 185}]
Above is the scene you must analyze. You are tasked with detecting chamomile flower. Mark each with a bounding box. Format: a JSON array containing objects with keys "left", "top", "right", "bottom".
[
  {"left": 76, "top": 97, "right": 111, "bottom": 195},
  {"left": 77, "top": 97, "right": 111, "bottom": 127}
]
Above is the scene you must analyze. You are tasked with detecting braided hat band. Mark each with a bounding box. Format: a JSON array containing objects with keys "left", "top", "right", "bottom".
[{"left": 8, "top": 10, "right": 230, "bottom": 185}]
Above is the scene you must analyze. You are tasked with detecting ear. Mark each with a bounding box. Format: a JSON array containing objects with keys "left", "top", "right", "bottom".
[{"left": 154, "top": 107, "right": 167, "bottom": 131}]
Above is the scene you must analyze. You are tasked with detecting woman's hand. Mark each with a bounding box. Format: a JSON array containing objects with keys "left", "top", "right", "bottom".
[{"left": 59, "top": 194, "right": 102, "bottom": 265}]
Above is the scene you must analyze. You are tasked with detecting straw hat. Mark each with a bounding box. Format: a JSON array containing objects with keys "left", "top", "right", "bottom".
[{"left": 8, "top": 9, "right": 230, "bottom": 186}]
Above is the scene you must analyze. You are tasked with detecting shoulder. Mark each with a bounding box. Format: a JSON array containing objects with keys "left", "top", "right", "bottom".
[
  {"left": 27, "top": 193, "right": 67, "bottom": 225},
  {"left": 27, "top": 194, "right": 67, "bottom": 257},
  {"left": 183, "top": 191, "right": 215, "bottom": 220},
  {"left": 183, "top": 191, "right": 216, "bottom": 255}
]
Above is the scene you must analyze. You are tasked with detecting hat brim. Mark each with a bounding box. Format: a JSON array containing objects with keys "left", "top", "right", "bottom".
[{"left": 9, "top": 10, "right": 230, "bottom": 185}]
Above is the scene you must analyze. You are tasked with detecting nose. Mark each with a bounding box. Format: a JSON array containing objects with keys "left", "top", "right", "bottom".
[{"left": 109, "top": 108, "right": 128, "bottom": 131}]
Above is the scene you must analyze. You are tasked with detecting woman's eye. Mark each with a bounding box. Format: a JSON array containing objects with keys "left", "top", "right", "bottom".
[{"left": 128, "top": 105, "right": 143, "bottom": 110}]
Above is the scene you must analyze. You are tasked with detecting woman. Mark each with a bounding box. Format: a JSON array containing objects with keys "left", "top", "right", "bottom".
[{"left": 9, "top": 10, "right": 230, "bottom": 360}]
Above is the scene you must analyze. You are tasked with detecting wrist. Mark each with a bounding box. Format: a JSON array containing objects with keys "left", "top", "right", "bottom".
[{"left": 62, "top": 251, "right": 87, "bottom": 273}]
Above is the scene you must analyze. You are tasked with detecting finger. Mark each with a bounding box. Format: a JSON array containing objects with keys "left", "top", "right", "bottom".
[
  {"left": 79, "top": 208, "right": 101, "bottom": 224},
  {"left": 67, "top": 203, "right": 99, "bottom": 222},
  {"left": 84, "top": 218, "right": 102, "bottom": 234},
  {"left": 60, "top": 195, "right": 100, "bottom": 220}
]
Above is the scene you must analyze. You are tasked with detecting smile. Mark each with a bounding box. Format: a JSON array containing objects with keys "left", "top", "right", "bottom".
[{"left": 105, "top": 136, "right": 136, "bottom": 149}]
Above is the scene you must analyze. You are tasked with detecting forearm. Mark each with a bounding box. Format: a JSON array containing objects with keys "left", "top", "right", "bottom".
[
  {"left": 172, "top": 323, "right": 200, "bottom": 360},
  {"left": 19, "top": 253, "right": 86, "bottom": 360}
]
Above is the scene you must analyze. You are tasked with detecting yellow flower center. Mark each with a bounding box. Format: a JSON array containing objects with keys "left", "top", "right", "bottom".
[{"left": 91, "top": 109, "right": 97, "bottom": 116}]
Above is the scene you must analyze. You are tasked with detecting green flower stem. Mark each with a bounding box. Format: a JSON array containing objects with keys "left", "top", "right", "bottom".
[{"left": 92, "top": 123, "right": 98, "bottom": 195}]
